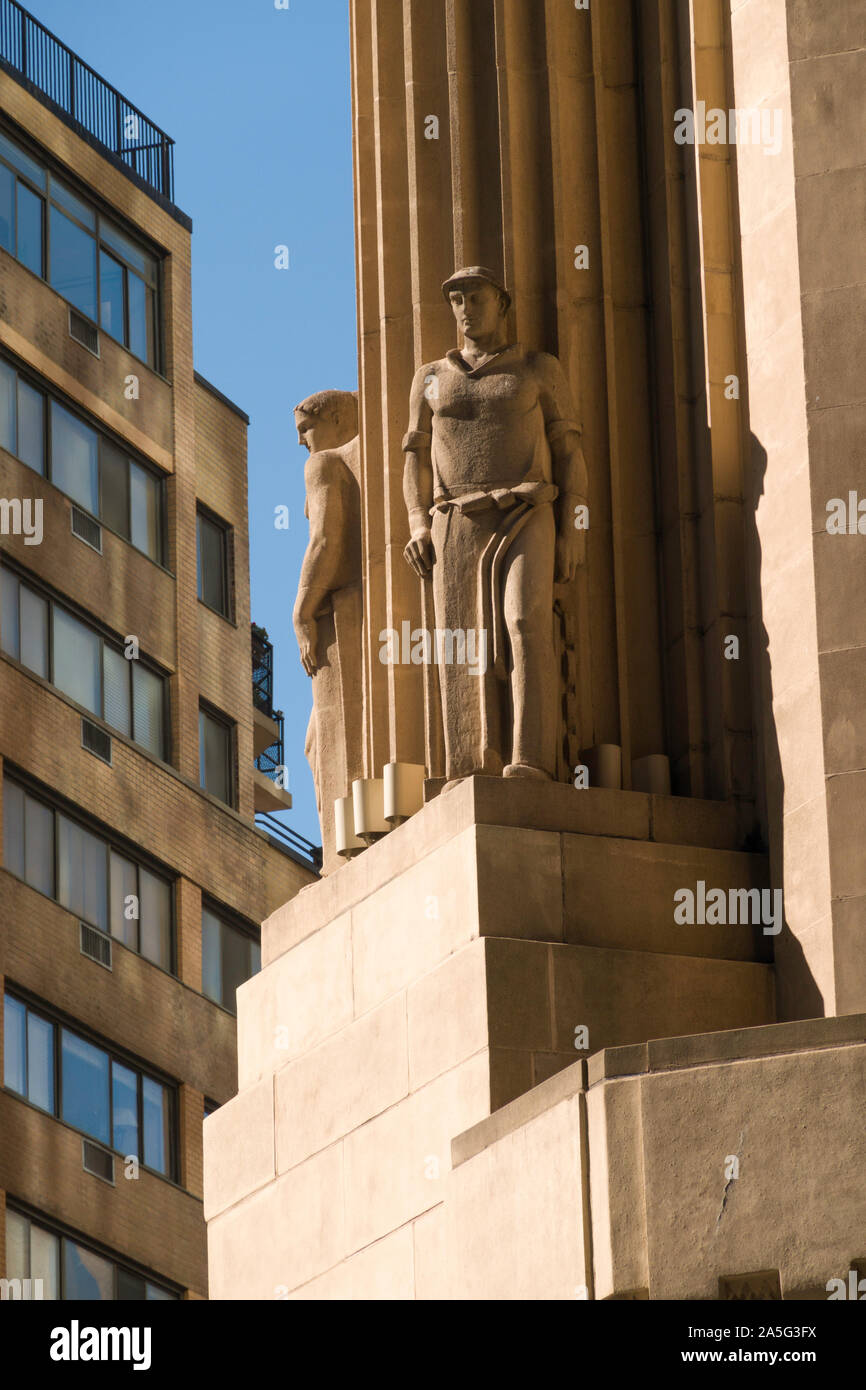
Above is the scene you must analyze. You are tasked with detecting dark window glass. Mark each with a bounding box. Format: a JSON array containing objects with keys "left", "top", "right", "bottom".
[
  {"left": 57, "top": 814, "right": 108, "bottom": 931},
  {"left": 4, "top": 994, "right": 26, "bottom": 1095},
  {"left": 127, "top": 270, "right": 148, "bottom": 361},
  {"left": 196, "top": 513, "right": 228, "bottom": 614},
  {"left": 200, "top": 709, "right": 231, "bottom": 804},
  {"left": 112, "top": 1061, "right": 139, "bottom": 1160},
  {"left": 1, "top": 568, "right": 19, "bottom": 660},
  {"left": 53, "top": 606, "right": 101, "bottom": 713},
  {"left": 202, "top": 910, "right": 259, "bottom": 1012},
  {"left": 19, "top": 584, "right": 48, "bottom": 679},
  {"left": 17, "top": 184, "right": 43, "bottom": 276},
  {"left": 109, "top": 851, "right": 138, "bottom": 950},
  {"left": 117, "top": 1269, "right": 146, "bottom": 1300},
  {"left": 0, "top": 358, "right": 14, "bottom": 453},
  {"left": 61, "top": 1030, "right": 110, "bottom": 1146},
  {"left": 142, "top": 1076, "right": 168, "bottom": 1175},
  {"left": 99, "top": 249, "right": 125, "bottom": 340},
  {"left": 139, "top": 868, "right": 171, "bottom": 971},
  {"left": 24, "top": 790, "right": 54, "bottom": 897},
  {"left": 49, "top": 206, "right": 96, "bottom": 320},
  {"left": 0, "top": 162, "right": 14, "bottom": 252},
  {"left": 103, "top": 645, "right": 131, "bottom": 737},
  {"left": 50, "top": 402, "right": 98, "bottom": 514},
  {"left": 146, "top": 1283, "right": 176, "bottom": 1300},
  {"left": 202, "top": 908, "right": 221, "bottom": 1004},
  {"left": 17, "top": 378, "right": 44, "bottom": 474},
  {"left": 27, "top": 1011, "right": 55, "bottom": 1113},
  {"left": 221, "top": 924, "right": 249, "bottom": 1014},
  {"left": 130, "top": 462, "right": 161, "bottom": 562},
  {"left": 99, "top": 438, "right": 129, "bottom": 539},
  {"left": 3, "top": 778, "right": 24, "bottom": 878},
  {"left": 132, "top": 662, "right": 164, "bottom": 758},
  {"left": 64, "top": 1240, "right": 113, "bottom": 1301}
]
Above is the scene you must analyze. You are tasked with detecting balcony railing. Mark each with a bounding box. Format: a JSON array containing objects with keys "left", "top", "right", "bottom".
[
  {"left": 255, "top": 813, "right": 323, "bottom": 873},
  {"left": 0, "top": 0, "right": 175, "bottom": 202},
  {"left": 251, "top": 624, "right": 275, "bottom": 719}
]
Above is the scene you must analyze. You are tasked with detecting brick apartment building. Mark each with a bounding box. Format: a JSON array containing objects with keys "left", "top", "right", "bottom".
[{"left": 0, "top": 3, "right": 316, "bottom": 1300}]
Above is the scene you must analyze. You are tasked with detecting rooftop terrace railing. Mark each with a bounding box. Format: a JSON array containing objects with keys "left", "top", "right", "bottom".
[{"left": 0, "top": 0, "right": 175, "bottom": 202}]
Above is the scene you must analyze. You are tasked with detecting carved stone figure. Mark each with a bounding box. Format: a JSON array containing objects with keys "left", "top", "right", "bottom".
[
  {"left": 402, "top": 267, "right": 589, "bottom": 784},
  {"left": 293, "top": 390, "right": 364, "bottom": 870}
]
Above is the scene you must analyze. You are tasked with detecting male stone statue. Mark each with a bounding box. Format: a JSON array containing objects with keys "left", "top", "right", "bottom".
[
  {"left": 293, "top": 390, "right": 364, "bottom": 871},
  {"left": 402, "top": 267, "right": 589, "bottom": 784}
]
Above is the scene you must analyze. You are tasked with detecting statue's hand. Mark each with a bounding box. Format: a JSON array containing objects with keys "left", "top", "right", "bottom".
[
  {"left": 294, "top": 616, "right": 319, "bottom": 676},
  {"left": 404, "top": 527, "right": 435, "bottom": 579},
  {"left": 555, "top": 529, "right": 586, "bottom": 585}
]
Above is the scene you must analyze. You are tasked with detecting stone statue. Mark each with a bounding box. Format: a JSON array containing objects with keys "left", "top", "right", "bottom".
[
  {"left": 402, "top": 267, "right": 589, "bottom": 784},
  {"left": 293, "top": 390, "right": 364, "bottom": 870}
]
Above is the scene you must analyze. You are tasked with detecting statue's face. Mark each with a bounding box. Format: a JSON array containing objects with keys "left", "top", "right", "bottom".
[
  {"left": 296, "top": 411, "right": 342, "bottom": 453},
  {"left": 449, "top": 281, "right": 505, "bottom": 339}
]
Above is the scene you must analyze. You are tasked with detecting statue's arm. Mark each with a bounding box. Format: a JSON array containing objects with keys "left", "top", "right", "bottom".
[
  {"left": 293, "top": 455, "right": 348, "bottom": 674},
  {"left": 536, "top": 354, "right": 589, "bottom": 583},
  {"left": 403, "top": 367, "right": 435, "bottom": 578}
]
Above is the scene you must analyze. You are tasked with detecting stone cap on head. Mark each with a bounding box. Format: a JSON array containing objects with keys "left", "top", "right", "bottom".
[{"left": 441, "top": 266, "right": 512, "bottom": 311}]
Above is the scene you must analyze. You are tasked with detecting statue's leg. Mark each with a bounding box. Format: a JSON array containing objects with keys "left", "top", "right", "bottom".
[{"left": 501, "top": 503, "right": 558, "bottom": 777}]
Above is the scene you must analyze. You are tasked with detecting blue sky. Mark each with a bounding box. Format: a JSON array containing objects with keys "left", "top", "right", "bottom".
[{"left": 29, "top": 0, "right": 356, "bottom": 844}]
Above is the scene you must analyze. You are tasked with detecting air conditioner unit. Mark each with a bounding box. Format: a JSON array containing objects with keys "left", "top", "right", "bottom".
[
  {"left": 68, "top": 308, "right": 100, "bottom": 356},
  {"left": 82, "top": 1138, "right": 115, "bottom": 1184},
  {"left": 80, "top": 920, "right": 112, "bottom": 970},
  {"left": 81, "top": 718, "right": 112, "bottom": 766},
  {"left": 70, "top": 505, "right": 102, "bottom": 553}
]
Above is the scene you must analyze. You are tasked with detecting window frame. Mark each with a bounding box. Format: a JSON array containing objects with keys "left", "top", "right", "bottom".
[
  {"left": 201, "top": 900, "right": 262, "bottom": 1015},
  {"left": 196, "top": 506, "right": 233, "bottom": 620},
  {"left": 2, "top": 771, "right": 176, "bottom": 976},
  {"left": 198, "top": 702, "right": 236, "bottom": 808},
  {"left": 3, "top": 990, "right": 178, "bottom": 1184},
  {"left": 5, "top": 1205, "right": 180, "bottom": 1301},
  {"left": 0, "top": 122, "right": 163, "bottom": 372},
  {"left": 1, "top": 562, "right": 170, "bottom": 761}
]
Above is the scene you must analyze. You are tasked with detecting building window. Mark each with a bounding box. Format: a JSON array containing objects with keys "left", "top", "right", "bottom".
[
  {"left": 1, "top": 567, "right": 168, "bottom": 759},
  {"left": 0, "top": 357, "right": 165, "bottom": 563},
  {"left": 0, "top": 127, "right": 161, "bottom": 369},
  {"left": 2, "top": 776, "right": 174, "bottom": 973},
  {"left": 199, "top": 706, "right": 233, "bottom": 805},
  {"left": 4, "top": 993, "right": 177, "bottom": 1181},
  {"left": 201, "top": 907, "right": 261, "bottom": 1014},
  {"left": 5, "top": 1209, "right": 177, "bottom": 1301},
  {"left": 196, "top": 509, "right": 231, "bottom": 618}
]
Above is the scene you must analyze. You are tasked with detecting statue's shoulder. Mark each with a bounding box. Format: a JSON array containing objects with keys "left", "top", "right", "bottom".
[
  {"left": 525, "top": 348, "right": 565, "bottom": 377},
  {"left": 413, "top": 357, "right": 448, "bottom": 385},
  {"left": 304, "top": 446, "right": 355, "bottom": 490}
]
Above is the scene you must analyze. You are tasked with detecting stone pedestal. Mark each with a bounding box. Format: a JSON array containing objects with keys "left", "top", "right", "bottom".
[{"left": 204, "top": 780, "right": 777, "bottom": 1299}]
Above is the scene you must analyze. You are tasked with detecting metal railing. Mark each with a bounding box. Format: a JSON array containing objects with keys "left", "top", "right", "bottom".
[
  {"left": 251, "top": 625, "right": 274, "bottom": 717},
  {"left": 0, "top": 0, "right": 175, "bottom": 201},
  {"left": 255, "top": 709, "right": 286, "bottom": 783},
  {"left": 256, "top": 813, "right": 322, "bottom": 873}
]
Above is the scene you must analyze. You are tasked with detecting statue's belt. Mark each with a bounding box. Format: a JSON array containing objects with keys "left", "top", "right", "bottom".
[{"left": 430, "top": 482, "right": 558, "bottom": 680}]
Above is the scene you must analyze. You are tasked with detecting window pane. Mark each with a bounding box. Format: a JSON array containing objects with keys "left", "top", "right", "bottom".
[
  {"left": 19, "top": 585, "right": 48, "bottom": 679},
  {"left": 103, "top": 645, "right": 131, "bottom": 737},
  {"left": 27, "top": 1012, "right": 55, "bottom": 1113},
  {"left": 0, "top": 133, "right": 46, "bottom": 188},
  {"left": 250, "top": 938, "right": 261, "bottom": 977},
  {"left": 3, "top": 778, "right": 24, "bottom": 877},
  {"left": 1, "top": 568, "right": 19, "bottom": 659},
  {"left": 200, "top": 710, "right": 231, "bottom": 803},
  {"left": 50, "top": 402, "right": 98, "bottom": 513},
  {"left": 24, "top": 791, "right": 54, "bottom": 897},
  {"left": 52, "top": 607, "right": 100, "bottom": 714},
  {"left": 117, "top": 1269, "right": 146, "bottom": 1299},
  {"left": 127, "top": 271, "right": 148, "bottom": 360},
  {"left": 197, "top": 514, "right": 227, "bottom": 613},
  {"left": 221, "top": 923, "right": 250, "bottom": 1013},
  {"left": 49, "top": 206, "right": 96, "bottom": 319},
  {"left": 17, "top": 378, "right": 44, "bottom": 474},
  {"left": 5, "top": 1210, "right": 29, "bottom": 1280},
  {"left": 61, "top": 1030, "right": 110, "bottom": 1145},
  {"left": 0, "top": 358, "right": 14, "bottom": 453},
  {"left": 0, "top": 163, "right": 12, "bottom": 252},
  {"left": 132, "top": 662, "right": 164, "bottom": 758},
  {"left": 4, "top": 994, "right": 26, "bottom": 1094},
  {"left": 17, "top": 184, "right": 43, "bottom": 277},
  {"left": 100, "top": 219, "right": 153, "bottom": 279},
  {"left": 139, "top": 868, "right": 171, "bottom": 970},
  {"left": 146, "top": 1283, "right": 176, "bottom": 1301},
  {"left": 64, "top": 1241, "right": 113, "bottom": 1301},
  {"left": 30, "top": 1225, "right": 59, "bottom": 1301},
  {"left": 57, "top": 814, "right": 108, "bottom": 931},
  {"left": 130, "top": 462, "right": 161, "bottom": 561},
  {"left": 99, "top": 438, "right": 129, "bottom": 538},
  {"left": 112, "top": 1061, "right": 139, "bottom": 1159},
  {"left": 109, "top": 851, "right": 138, "bottom": 949},
  {"left": 50, "top": 177, "right": 95, "bottom": 231},
  {"left": 201, "top": 909, "right": 221, "bottom": 1004},
  {"left": 142, "top": 1076, "right": 169, "bottom": 1175},
  {"left": 99, "top": 249, "right": 125, "bottom": 340}
]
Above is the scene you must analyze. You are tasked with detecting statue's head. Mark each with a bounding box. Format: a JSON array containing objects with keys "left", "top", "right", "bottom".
[
  {"left": 294, "top": 390, "right": 359, "bottom": 454},
  {"left": 442, "top": 266, "right": 511, "bottom": 339}
]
